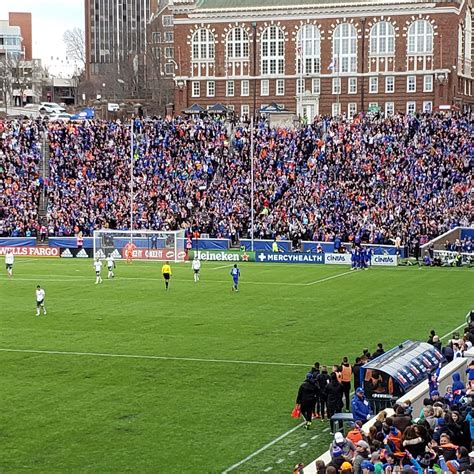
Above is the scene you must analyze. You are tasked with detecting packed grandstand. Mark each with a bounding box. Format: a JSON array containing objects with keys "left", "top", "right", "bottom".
[{"left": 0, "top": 113, "right": 472, "bottom": 248}]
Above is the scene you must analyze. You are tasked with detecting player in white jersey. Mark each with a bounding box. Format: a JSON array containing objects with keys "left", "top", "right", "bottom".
[
  {"left": 35, "top": 285, "right": 47, "bottom": 316},
  {"left": 191, "top": 256, "right": 201, "bottom": 282},
  {"left": 106, "top": 254, "right": 116, "bottom": 279},
  {"left": 94, "top": 258, "right": 103, "bottom": 284},
  {"left": 5, "top": 249, "right": 14, "bottom": 278}
]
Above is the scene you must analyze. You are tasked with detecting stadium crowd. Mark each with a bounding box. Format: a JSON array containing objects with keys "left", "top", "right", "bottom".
[
  {"left": 0, "top": 113, "right": 472, "bottom": 245},
  {"left": 294, "top": 325, "right": 474, "bottom": 473},
  {"left": 0, "top": 120, "right": 43, "bottom": 237}
]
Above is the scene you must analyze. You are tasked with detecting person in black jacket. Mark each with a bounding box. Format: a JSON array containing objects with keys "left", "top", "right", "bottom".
[
  {"left": 326, "top": 373, "right": 344, "bottom": 419},
  {"left": 353, "top": 357, "right": 363, "bottom": 391},
  {"left": 317, "top": 366, "right": 330, "bottom": 420},
  {"left": 296, "top": 372, "right": 318, "bottom": 429}
]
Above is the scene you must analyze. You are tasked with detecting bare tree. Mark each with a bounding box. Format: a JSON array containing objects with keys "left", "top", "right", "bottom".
[{"left": 63, "top": 28, "right": 85, "bottom": 69}]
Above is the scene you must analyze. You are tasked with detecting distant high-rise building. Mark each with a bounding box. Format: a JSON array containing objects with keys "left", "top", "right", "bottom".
[
  {"left": 0, "top": 20, "right": 23, "bottom": 62},
  {"left": 8, "top": 12, "right": 32, "bottom": 61},
  {"left": 85, "top": 0, "right": 158, "bottom": 78}
]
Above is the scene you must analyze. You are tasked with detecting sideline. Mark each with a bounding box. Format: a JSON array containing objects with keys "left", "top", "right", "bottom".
[
  {"left": 220, "top": 317, "right": 469, "bottom": 473},
  {"left": 0, "top": 348, "right": 310, "bottom": 367}
]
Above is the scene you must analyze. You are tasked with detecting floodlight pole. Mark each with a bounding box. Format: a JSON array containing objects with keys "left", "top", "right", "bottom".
[
  {"left": 250, "top": 115, "right": 255, "bottom": 252},
  {"left": 130, "top": 118, "right": 134, "bottom": 242}
]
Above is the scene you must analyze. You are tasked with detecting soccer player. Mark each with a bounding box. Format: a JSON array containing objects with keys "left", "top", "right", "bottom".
[
  {"left": 107, "top": 254, "right": 116, "bottom": 279},
  {"left": 94, "top": 257, "right": 103, "bottom": 284},
  {"left": 5, "top": 249, "right": 14, "bottom": 278},
  {"left": 230, "top": 264, "right": 240, "bottom": 292},
  {"left": 191, "top": 256, "right": 201, "bottom": 283},
  {"left": 124, "top": 241, "right": 136, "bottom": 264},
  {"left": 35, "top": 285, "right": 47, "bottom": 316},
  {"left": 162, "top": 261, "right": 172, "bottom": 290}
]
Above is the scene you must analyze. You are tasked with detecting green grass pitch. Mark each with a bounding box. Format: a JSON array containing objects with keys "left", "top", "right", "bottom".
[{"left": 0, "top": 258, "right": 472, "bottom": 473}]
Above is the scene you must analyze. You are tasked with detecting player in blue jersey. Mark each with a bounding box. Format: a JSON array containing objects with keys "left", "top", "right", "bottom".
[
  {"left": 360, "top": 247, "right": 368, "bottom": 270},
  {"left": 230, "top": 264, "right": 240, "bottom": 292},
  {"left": 351, "top": 247, "right": 357, "bottom": 270}
]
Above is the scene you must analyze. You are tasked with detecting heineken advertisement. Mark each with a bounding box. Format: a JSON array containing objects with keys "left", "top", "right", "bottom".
[{"left": 189, "top": 250, "right": 255, "bottom": 262}]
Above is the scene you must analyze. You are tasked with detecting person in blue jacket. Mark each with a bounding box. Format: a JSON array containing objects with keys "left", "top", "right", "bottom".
[{"left": 351, "top": 387, "right": 373, "bottom": 423}]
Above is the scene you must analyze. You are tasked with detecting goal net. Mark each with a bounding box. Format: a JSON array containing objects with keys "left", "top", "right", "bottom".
[{"left": 93, "top": 229, "right": 186, "bottom": 262}]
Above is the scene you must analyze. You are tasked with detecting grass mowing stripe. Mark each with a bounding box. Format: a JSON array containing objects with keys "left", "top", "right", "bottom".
[{"left": 0, "top": 348, "right": 310, "bottom": 367}]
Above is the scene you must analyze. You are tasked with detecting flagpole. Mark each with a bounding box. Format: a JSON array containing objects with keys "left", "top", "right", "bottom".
[
  {"left": 299, "top": 39, "right": 303, "bottom": 121},
  {"left": 250, "top": 115, "right": 255, "bottom": 252},
  {"left": 337, "top": 53, "right": 340, "bottom": 115},
  {"left": 130, "top": 118, "right": 134, "bottom": 241}
]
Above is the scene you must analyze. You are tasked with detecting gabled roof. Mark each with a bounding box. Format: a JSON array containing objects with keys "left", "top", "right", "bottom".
[{"left": 183, "top": 103, "right": 205, "bottom": 114}]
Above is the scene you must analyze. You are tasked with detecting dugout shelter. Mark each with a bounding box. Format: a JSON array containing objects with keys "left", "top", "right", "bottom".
[{"left": 360, "top": 340, "right": 444, "bottom": 411}]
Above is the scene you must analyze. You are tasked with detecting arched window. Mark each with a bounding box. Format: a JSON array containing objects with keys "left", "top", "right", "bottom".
[
  {"left": 192, "top": 28, "right": 215, "bottom": 61},
  {"left": 369, "top": 21, "right": 395, "bottom": 55},
  {"left": 227, "top": 27, "right": 249, "bottom": 59},
  {"left": 465, "top": 9, "right": 472, "bottom": 75},
  {"left": 332, "top": 23, "right": 357, "bottom": 73},
  {"left": 261, "top": 25, "right": 285, "bottom": 75},
  {"left": 407, "top": 20, "right": 433, "bottom": 54},
  {"left": 296, "top": 24, "right": 321, "bottom": 74}
]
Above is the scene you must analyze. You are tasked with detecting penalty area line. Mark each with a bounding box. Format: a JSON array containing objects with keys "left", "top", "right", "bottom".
[{"left": 0, "top": 348, "right": 310, "bottom": 367}]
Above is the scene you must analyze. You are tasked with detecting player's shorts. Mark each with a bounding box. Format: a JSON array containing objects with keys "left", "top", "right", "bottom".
[
  {"left": 108, "top": 266, "right": 113, "bottom": 271},
  {"left": 163, "top": 273, "right": 170, "bottom": 281},
  {"left": 36, "top": 299, "right": 44, "bottom": 307},
  {"left": 6, "top": 264, "right": 12, "bottom": 270},
  {"left": 194, "top": 269, "right": 200, "bottom": 274},
  {"left": 126, "top": 252, "right": 133, "bottom": 259},
  {"left": 96, "top": 271, "right": 101, "bottom": 276}
]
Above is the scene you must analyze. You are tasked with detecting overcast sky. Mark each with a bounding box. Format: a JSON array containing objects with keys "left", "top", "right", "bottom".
[{"left": 0, "top": 0, "right": 84, "bottom": 76}]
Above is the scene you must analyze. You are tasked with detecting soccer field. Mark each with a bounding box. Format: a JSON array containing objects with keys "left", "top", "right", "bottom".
[{"left": 0, "top": 259, "right": 472, "bottom": 473}]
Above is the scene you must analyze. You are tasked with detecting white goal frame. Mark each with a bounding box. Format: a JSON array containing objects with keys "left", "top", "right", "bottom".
[{"left": 93, "top": 229, "right": 186, "bottom": 263}]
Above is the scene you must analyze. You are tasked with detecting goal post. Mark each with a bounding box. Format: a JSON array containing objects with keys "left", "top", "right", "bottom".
[{"left": 92, "top": 229, "right": 186, "bottom": 262}]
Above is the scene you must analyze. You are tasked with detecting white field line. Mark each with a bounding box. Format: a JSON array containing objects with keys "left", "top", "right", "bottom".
[
  {"left": 0, "top": 348, "right": 310, "bottom": 367},
  {"left": 305, "top": 270, "right": 355, "bottom": 286},
  {"left": 210, "top": 264, "right": 234, "bottom": 271},
  {"left": 2, "top": 271, "right": 355, "bottom": 288},
  {"left": 222, "top": 422, "right": 305, "bottom": 474}
]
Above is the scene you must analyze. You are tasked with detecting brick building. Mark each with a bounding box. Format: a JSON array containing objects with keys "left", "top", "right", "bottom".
[
  {"left": 171, "top": 0, "right": 474, "bottom": 119},
  {"left": 8, "top": 12, "right": 32, "bottom": 61}
]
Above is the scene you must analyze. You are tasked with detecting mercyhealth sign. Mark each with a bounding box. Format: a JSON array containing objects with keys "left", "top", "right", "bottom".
[{"left": 256, "top": 252, "right": 324, "bottom": 264}]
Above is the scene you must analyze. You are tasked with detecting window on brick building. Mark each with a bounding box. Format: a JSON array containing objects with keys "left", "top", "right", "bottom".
[
  {"left": 241, "top": 104, "right": 250, "bottom": 118},
  {"left": 276, "top": 79, "right": 285, "bottom": 96},
  {"left": 162, "top": 15, "right": 173, "bottom": 27},
  {"left": 261, "top": 79, "right": 269, "bottom": 96},
  {"left": 241, "top": 80, "right": 249, "bottom": 96},
  {"left": 165, "top": 32, "right": 174, "bottom": 43},
  {"left": 207, "top": 81, "right": 215, "bottom": 97},
  {"left": 385, "top": 102, "right": 395, "bottom": 116},
  {"left": 192, "top": 81, "right": 200, "bottom": 97},
  {"left": 423, "top": 75, "right": 433, "bottom": 92},
  {"left": 423, "top": 101, "right": 432, "bottom": 113},
  {"left": 332, "top": 102, "right": 341, "bottom": 116},
  {"left": 296, "top": 24, "right": 321, "bottom": 74},
  {"left": 348, "top": 77, "right": 357, "bottom": 94},
  {"left": 312, "top": 78, "right": 320, "bottom": 95},
  {"left": 465, "top": 9, "right": 472, "bottom": 76},
  {"left": 348, "top": 102, "right": 357, "bottom": 117},
  {"left": 406, "top": 101, "right": 416, "bottom": 114},
  {"left": 297, "top": 78, "right": 305, "bottom": 95},
  {"left": 227, "top": 27, "right": 249, "bottom": 59},
  {"left": 191, "top": 28, "right": 215, "bottom": 77},
  {"left": 261, "top": 26, "right": 285, "bottom": 75},
  {"left": 369, "top": 77, "right": 378, "bottom": 94},
  {"left": 164, "top": 63, "right": 174, "bottom": 75},
  {"left": 152, "top": 32, "right": 161, "bottom": 44},
  {"left": 332, "top": 23, "right": 357, "bottom": 73},
  {"left": 407, "top": 75, "right": 416, "bottom": 92},
  {"left": 226, "top": 80, "right": 235, "bottom": 97},
  {"left": 385, "top": 76, "right": 395, "bottom": 93},
  {"left": 332, "top": 77, "right": 341, "bottom": 94},
  {"left": 407, "top": 20, "right": 433, "bottom": 55},
  {"left": 369, "top": 21, "right": 395, "bottom": 55}
]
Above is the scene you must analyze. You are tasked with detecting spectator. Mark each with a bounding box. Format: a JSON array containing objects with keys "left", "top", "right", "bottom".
[
  {"left": 340, "top": 357, "right": 353, "bottom": 411},
  {"left": 351, "top": 387, "right": 373, "bottom": 423},
  {"left": 326, "top": 373, "right": 344, "bottom": 418}
]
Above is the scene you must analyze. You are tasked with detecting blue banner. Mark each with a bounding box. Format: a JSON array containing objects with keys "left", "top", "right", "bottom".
[
  {"left": 193, "top": 239, "right": 229, "bottom": 250},
  {"left": 0, "top": 238, "right": 36, "bottom": 247},
  {"left": 255, "top": 251, "right": 325, "bottom": 264}
]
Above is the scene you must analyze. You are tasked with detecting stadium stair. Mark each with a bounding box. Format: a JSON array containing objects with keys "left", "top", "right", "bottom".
[{"left": 37, "top": 131, "right": 50, "bottom": 246}]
